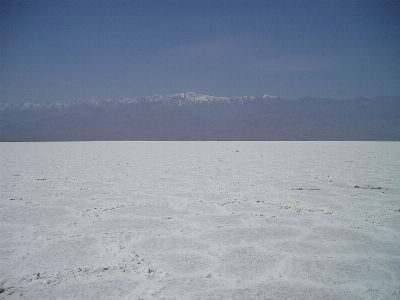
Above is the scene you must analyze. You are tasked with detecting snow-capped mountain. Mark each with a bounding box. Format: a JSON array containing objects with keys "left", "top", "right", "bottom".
[
  {"left": 0, "top": 92, "right": 281, "bottom": 111},
  {"left": 1, "top": 94, "right": 399, "bottom": 141},
  {"left": 140, "top": 92, "right": 281, "bottom": 106}
]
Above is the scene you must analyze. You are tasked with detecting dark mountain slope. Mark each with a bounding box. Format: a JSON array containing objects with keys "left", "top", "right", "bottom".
[{"left": 1, "top": 95, "right": 399, "bottom": 141}]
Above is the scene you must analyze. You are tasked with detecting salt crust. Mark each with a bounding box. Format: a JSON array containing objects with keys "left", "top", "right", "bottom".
[{"left": 1, "top": 141, "right": 399, "bottom": 299}]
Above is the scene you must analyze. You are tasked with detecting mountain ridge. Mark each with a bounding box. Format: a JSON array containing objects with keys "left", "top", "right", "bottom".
[
  {"left": 0, "top": 92, "right": 284, "bottom": 111},
  {"left": 2, "top": 92, "right": 398, "bottom": 111},
  {"left": 1, "top": 93, "right": 399, "bottom": 141}
]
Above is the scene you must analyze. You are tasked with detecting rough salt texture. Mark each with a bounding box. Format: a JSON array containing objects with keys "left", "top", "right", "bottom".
[{"left": 1, "top": 141, "right": 399, "bottom": 299}]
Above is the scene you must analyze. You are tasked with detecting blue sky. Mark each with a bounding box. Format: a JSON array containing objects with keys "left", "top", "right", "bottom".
[{"left": 1, "top": 0, "right": 399, "bottom": 103}]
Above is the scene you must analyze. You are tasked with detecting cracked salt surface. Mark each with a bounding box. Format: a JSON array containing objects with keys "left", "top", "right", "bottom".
[{"left": 1, "top": 141, "right": 399, "bottom": 299}]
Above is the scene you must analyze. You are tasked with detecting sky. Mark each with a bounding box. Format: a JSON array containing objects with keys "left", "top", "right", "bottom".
[{"left": 1, "top": 0, "right": 399, "bottom": 104}]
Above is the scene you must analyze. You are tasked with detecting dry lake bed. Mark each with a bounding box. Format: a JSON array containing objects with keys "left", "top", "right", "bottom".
[{"left": 1, "top": 141, "right": 399, "bottom": 299}]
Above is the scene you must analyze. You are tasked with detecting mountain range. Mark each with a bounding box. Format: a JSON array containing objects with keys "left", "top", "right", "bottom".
[{"left": 1, "top": 93, "right": 399, "bottom": 141}]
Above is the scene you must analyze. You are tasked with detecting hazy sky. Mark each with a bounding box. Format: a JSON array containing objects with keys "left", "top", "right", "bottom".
[{"left": 1, "top": 0, "right": 399, "bottom": 103}]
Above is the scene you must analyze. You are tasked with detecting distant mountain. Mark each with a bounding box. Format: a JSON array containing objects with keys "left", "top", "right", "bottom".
[{"left": 1, "top": 93, "right": 399, "bottom": 141}]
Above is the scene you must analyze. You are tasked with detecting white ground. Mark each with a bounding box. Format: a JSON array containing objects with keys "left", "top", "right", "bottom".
[{"left": 1, "top": 141, "right": 399, "bottom": 299}]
